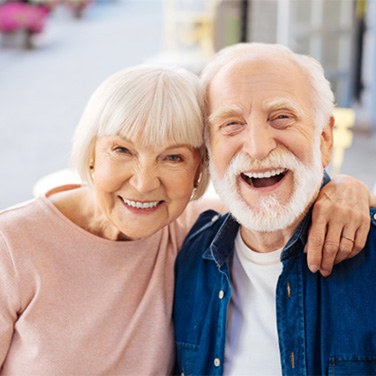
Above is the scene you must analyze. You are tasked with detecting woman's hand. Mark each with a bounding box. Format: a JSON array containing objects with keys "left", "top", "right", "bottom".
[{"left": 306, "top": 175, "right": 374, "bottom": 277}]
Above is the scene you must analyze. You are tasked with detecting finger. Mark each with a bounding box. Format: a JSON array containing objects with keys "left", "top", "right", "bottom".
[
  {"left": 319, "top": 224, "right": 342, "bottom": 277},
  {"left": 335, "top": 235, "right": 355, "bottom": 264},
  {"left": 336, "top": 213, "right": 370, "bottom": 261},
  {"left": 332, "top": 222, "right": 357, "bottom": 264},
  {"left": 348, "top": 221, "right": 370, "bottom": 258},
  {"left": 306, "top": 220, "right": 327, "bottom": 273}
]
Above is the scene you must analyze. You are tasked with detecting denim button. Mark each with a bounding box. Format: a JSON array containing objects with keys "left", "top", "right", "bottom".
[
  {"left": 287, "top": 282, "right": 291, "bottom": 298},
  {"left": 374, "top": 213, "right": 376, "bottom": 221},
  {"left": 211, "top": 215, "right": 219, "bottom": 222},
  {"left": 218, "top": 290, "right": 224, "bottom": 299},
  {"left": 214, "top": 358, "right": 221, "bottom": 367}
]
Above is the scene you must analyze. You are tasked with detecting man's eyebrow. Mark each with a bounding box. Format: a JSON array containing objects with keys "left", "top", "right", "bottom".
[
  {"left": 208, "top": 105, "right": 243, "bottom": 125},
  {"left": 264, "top": 98, "right": 305, "bottom": 117}
]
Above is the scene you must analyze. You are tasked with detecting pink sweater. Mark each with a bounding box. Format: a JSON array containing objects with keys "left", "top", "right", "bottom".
[{"left": 0, "top": 188, "right": 209, "bottom": 375}]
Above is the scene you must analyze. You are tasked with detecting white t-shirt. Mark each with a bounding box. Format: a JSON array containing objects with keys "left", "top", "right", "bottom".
[{"left": 224, "top": 231, "right": 283, "bottom": 376}]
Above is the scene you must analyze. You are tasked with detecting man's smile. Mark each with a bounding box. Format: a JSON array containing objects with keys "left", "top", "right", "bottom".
[{"left": 241, "top": 168, "right": 287, "bottom": 188}]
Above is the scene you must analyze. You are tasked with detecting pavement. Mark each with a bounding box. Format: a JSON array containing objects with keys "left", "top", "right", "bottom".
[
  {"left": 0, "top": 0, "right": 165, "bottom": 209},
  {"left": 0, "top": 0, "right": 375, "bottom": 209}
]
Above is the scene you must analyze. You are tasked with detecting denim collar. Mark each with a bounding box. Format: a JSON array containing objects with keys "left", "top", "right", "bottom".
[
  {"left": 203, "top": 172, "right": 330, "bottom": 267},
  {"left": 202, "top": 213, "right": 240, "bottom": 268}
]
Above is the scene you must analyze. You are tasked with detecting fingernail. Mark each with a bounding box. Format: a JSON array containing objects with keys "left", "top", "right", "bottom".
[
  {"left": 320, "top": 269, "right": 331, "bottom": 278},
  {"left": 309, "top": 264, "right": 319, "bottom": 273}
]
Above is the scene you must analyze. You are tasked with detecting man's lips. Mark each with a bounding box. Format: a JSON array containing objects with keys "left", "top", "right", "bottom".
[{"left": 241, "top": 168, "right": 287, "bottom": 188}]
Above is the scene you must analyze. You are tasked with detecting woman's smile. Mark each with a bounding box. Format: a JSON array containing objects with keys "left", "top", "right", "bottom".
[
  {"left": 119, "top": 196, "right": 164, "bottom": 214},
  {"left": 90, "top": 136, "right": 201, "bottom": 240}
]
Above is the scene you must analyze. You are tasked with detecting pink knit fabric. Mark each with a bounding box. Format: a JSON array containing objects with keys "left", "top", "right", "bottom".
[{"left": 0, "top": 187, "right": 209, "bottom": 375}]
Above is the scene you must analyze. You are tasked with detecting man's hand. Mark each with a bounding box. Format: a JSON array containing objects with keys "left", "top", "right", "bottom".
[{"left": 306, "top": 175, "right": 372, "bottom": 277}]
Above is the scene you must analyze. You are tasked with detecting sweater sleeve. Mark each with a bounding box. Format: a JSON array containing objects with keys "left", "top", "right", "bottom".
[{"left": 0, "top": 233, "right": 20, "bottom": 367}]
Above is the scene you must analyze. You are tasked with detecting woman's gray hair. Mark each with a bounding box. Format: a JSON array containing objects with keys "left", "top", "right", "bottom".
[
  {"left": 70, "top": 64, "right": 210, "bottom": 199},
  {"left": 200, "top": 42, "right": 335, "bottom": 132}
]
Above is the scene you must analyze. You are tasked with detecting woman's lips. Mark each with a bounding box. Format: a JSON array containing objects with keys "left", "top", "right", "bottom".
[{"left": 118, "top": 197, "right": 164, "bottom": 213}]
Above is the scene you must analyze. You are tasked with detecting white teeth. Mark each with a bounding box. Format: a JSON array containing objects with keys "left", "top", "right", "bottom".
[
  {"left": 243, "top": 168, "right": 286, "bottom": 179},
  {"left": 122, "top": 198, "right": 160, "bottom": 209}
]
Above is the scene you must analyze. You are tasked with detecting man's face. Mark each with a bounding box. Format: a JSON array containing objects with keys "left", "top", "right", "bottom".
[{"left": 207, "top": 57, "right": 333, "bottom": 232}]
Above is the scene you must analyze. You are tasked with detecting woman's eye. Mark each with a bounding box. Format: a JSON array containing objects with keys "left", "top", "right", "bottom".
[
  {"left": 165, "top": 154, "right": 183, "bottom": 162},
  {"left": 113, "top": 146, "right": 131, "bottom": 155}
]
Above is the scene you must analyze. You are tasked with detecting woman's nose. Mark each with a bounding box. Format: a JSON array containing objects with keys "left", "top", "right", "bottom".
[{"left": 129, "top": 164, "right": 161, "bottom": 193}]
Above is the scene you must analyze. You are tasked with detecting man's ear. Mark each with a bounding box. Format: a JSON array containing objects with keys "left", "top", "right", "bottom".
[{"left": 320, "top": 115, "right": 334, "bottom": 167}]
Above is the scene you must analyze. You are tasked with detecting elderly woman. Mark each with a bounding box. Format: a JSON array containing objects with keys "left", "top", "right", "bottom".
[{"left": 0, "top": 65, "right": 373, "bottom": 375}]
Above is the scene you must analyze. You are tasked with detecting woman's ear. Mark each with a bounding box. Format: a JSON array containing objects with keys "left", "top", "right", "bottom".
[{"left": 320, "top": 115, "right": 334, "bottom": 168}]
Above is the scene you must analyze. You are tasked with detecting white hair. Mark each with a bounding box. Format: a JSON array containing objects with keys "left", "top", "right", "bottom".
[
  {"left": 200, "top": 42, "right": 335, "bottom": 132},
  {"left": 70, "top": 64, "right": 209, "bottom": 198}
]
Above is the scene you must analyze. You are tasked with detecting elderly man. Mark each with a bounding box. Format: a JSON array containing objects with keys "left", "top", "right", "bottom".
[{"left": 173, "top": 43, "right": 376, "bottom": 375}]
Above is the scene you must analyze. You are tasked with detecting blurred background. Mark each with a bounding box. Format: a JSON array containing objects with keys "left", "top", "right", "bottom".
[{"left": 0, "top": 0, "right": 375, "bottom": 209}]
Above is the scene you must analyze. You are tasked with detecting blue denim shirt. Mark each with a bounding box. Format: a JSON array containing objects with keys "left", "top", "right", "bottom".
[{"left": 174, "top": 201, "right": 376, "bottom": 375}]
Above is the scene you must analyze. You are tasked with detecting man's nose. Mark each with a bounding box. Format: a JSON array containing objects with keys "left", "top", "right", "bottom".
[
  {"left": 242, "top": 122, "right": 277, "bottom": 161},
  {"left": 129, "top": 163, "right": 161, "bottom": 193}
]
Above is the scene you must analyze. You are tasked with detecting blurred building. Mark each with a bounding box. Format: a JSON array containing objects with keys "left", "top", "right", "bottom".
[
  {"left": 245, "top": 0, "right": 376, "bottom": 134},
  {"left": 160, "top": 0, "right": 376, "bottom": 133},
  {"left": 219, "top": 0, "right": 376, "bottom": 133}
]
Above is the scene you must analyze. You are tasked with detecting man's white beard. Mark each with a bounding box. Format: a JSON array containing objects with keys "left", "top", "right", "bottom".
[{"left": 209, "top": 142, "right": 324, "bottom": 232}]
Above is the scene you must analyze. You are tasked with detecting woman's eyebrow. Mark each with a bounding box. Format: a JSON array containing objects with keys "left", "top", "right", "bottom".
[{"left": 163, "top": 144, "right": 194, "bottom": 151}]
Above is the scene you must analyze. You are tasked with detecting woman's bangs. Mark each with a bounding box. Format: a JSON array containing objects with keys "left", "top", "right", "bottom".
[{"left": 120, "top": 88, "right": 203, "bottom": 147}]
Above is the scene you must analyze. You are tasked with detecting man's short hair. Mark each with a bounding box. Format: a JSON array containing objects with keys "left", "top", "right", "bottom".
[{"left": 200, "top": 43, "right": 335, "bottom": 131}]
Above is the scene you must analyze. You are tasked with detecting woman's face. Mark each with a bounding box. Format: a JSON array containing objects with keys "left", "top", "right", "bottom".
[{"left": 90, "top": 136, "right": 201, "bottom": 240}]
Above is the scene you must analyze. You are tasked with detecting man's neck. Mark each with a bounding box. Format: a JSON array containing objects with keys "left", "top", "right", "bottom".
[{"left": 239, "top": 225, "right": 295, "bottom": 253}]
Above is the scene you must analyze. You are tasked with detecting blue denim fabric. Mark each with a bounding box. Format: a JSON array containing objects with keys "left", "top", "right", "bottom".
[{"left": 173, "top": 202, "right": 376, "bottom": 375}]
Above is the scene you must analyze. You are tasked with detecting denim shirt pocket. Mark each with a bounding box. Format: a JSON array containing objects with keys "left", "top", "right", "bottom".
[
  {"left": 176, "top": 342, "right": 199, "bottom": 376},
  {"left": 328, "top": 355, "right": 376, "bottom": 375}
]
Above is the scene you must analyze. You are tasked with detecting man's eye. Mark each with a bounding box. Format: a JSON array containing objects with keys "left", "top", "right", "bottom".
[
  {"left": 220, "top": 120, "right": 245, "bottom": 135},
  {"left": 275, "top": 114, "right": 289, "bottom": 119},
  {"left": 225, "top": 121, "right": 239, "bottom": 126},
  {"left": 269, "top": 113, "right": 295, "bottom": 128}
]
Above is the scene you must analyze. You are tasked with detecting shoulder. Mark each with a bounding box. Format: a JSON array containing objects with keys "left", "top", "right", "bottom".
[
  {"left": 0, "top": 198, "right": 56, "bottom": 250},
  {"left": 0, "top": 199, "right": 43, "bottom": 264},
  {"left": 329, "top": 208, "right": 376, "bottom": 277},
  {"left": 184, "top": 209, "right": 226, "bottom": 240},
  {"left": 0, "top": 199, "right": 38, "bottom": 225},
  {"left": 177, "top": 197, "right": 225, "bottom": 228},
  {"left": 176, "top": 209, "right": 229, "bottom": 263}
]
